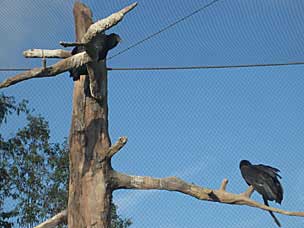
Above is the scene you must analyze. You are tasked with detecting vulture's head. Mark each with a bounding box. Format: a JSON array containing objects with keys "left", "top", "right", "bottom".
[
  {"left": 240, "top": 160, "right": 251, "bottom": 169},
  {"left": 106, "top": 33, "right": 122, "bottom": 50}
]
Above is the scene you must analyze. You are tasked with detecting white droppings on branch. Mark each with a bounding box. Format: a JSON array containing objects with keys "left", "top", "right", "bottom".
[
  {"left": 130, "top": 176, "right": 145, "bottom": 188},
  {"left": 81, "top": 3, "right": 137, "bottom": 44},
  {"left": 23, "top": 49, "right": 72, "bottom": 59},
  {"left": 0, "top": 2, "right": 137, "bottom": 89}
]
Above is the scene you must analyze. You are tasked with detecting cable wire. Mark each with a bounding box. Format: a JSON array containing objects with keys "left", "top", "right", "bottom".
[
  {"left": 1, "top": 61, "right": 304, "bottom": 72},
  {"left": 107, "top": 62, "right": 304, "bottom": 71},
  {"left": 0, "top": 68, "right": 31, "bottom": 71},
  {"left": 107, "top": 0, "right": 222, "bottom": 60}
]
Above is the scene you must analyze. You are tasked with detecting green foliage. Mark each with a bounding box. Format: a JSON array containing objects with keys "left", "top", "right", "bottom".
[
  {"left": 0, "top": 94, "right": 132, "bottom": 227},
  {"left": 0, "top": 93, "right": 68, "bottom": 227},
  {"left": 111, "top": 203, "right": 132, "bottom": 228},
  {"left": 0, "top": 94, "right": 29, "bottom": 125}
]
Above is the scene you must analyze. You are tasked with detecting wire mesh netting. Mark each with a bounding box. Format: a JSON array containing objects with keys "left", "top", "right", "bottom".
[{"left": 1, "top": 0, "right": 304, "bottom": 227}]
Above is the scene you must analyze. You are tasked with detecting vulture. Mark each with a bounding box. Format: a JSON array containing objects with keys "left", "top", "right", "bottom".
[
  {"left": 239, "top": 160, "right": 283, "bottom": 227},
  {"left": 69, "top": 33, "right": 121, "bottom": 80}
]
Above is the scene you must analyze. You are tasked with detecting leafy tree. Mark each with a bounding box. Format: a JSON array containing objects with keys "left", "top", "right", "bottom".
[
  {"left": 0, "top": 93, "right": 29, "bottom": 228},
  {"left": 0, "top": 93, "right": 132, "bottom": 227},
  {"left": 110, "top": 203, "right": 132, "bottom": 228}
]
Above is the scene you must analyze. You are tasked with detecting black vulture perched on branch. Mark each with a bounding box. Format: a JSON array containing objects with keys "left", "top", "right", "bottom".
[
  {"left": 239, "top": 160, "right": 283, "bottom": 227},
  {"left": 69, "top": 33, "right": 121, "bottom": 80}
]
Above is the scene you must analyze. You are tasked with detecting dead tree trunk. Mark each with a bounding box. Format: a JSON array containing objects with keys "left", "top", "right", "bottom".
[
  {"left": 1, "top": 2, "right": 304, "bottom": 228},
  {"left": 68, "top": 3, "right": 111, "bottom": 227}
]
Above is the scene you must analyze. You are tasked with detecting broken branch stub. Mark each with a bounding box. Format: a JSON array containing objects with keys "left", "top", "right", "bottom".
[{"left": 107, "top": 136, "right": 128, "bottom": 158}]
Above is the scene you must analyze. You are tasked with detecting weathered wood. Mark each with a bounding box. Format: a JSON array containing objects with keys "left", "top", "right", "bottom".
[
  {"left": 110, "top": 171, "right": 304, "bottom": 217},
  {"left": 0, "top": 52, "right": 90, "bottom": 89},
  {"left": 81, "top": 2, "right": 137, "bottom": 44},
  {"left": 34, "top": 210, "right": 67, "bottom": 228},
  {"left": 0, "top": 2, "right": 137, "bottom": 90},
  {"left": 6, "top": 1, "right": 304, "bottom": 227},
  {"left": 107, "top": 137, "right": 128, "bottom": 158},
  {"left": 79, "top": 2, "right": 137, "bottom": 98},
  {"left": 68, "top": 2, "right": 112, "bottom": 228},
  {"left": 23, "top": 49, "right": 72, "bottom": 58},
  {"left": 35, "top": 169, "right": 304, "bottom": 228}
]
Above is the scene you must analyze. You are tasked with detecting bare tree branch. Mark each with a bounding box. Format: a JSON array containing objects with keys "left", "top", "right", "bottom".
[
  {"left": 107, "top": 136, "right": 128, "bottom": 158},
  {"left": 0, "top": 52, "right": 90, "bottom": 89},
  {"left": 0, "top": 2, "right": 138, "bottom": 90},
  {"left": 79, "top": 2, "right": 137, "bottom": 99},
  {"left": 110, "top": 171, "right": 304, "bottom": 217},
  {"left": 34, "top": 210, "right": 67, "bottom": 228},
  {"left": 34, "top": 168, "right": 304, "bottom": 228},
  {"left": 58, "top": 2, "right": 137, "bottom": 61},
  {"left": 81, "top": 2, "right": 138, "bottom": 44},
  {"left": 23, "top": 49, "right": 72, "bottom": 58}
]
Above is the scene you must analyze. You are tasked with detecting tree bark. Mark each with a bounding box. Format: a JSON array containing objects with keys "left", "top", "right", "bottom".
[
  {"left": 0, "top": 52, "right": 90, "bottom": 89},
  {"left": 110, "top": 171, "right": 304, "bottom": 217},
  {"left": 4, "top": 1, "right": 304, "bottom": 227},
  {"left": 68, "top": 3, "right": 111, "bottom": 227},
  {"left": 23, "top": 49, "right": 72, "bottom": 58}
]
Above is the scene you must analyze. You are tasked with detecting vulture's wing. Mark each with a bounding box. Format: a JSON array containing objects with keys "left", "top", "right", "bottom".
[
  {"left": 255, "top": 164, "right": 282, "bottom": 179},
  {"left": 240, "top": 165, "right": 258, "bottom": 186},
  {"left": 241, "top": 164, "right": 283, "bottom": 203}
]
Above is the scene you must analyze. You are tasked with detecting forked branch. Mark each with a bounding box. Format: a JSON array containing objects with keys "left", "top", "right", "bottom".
[
  {"left": 110, "top": 171, "right": 304, "bottom": 217},
  {"left": 0, "top": 52, "right": 90, "bottom": 89},
  {"left": 35, "top": 171, "right": 304, "bottom": 228},
  {"left": 0, "top": 2, "right": 138, "bottom": 89}
]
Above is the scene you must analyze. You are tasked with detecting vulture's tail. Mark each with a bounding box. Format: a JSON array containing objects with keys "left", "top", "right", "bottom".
[{"left": 263, "top": 197, "right": 282, "bottom": 227}]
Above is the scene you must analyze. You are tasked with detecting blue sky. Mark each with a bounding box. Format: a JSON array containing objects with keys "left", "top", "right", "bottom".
[{"left": 1, "top": 0, "right": 304, "bottom": 227}]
